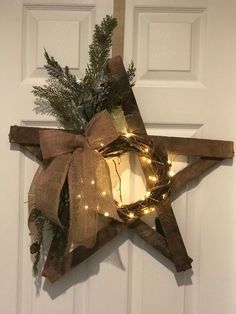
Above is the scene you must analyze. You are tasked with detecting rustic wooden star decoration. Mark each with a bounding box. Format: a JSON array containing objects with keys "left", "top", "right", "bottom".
[{"left": 9, "top": 57, "right": 234, "bottom": 283}]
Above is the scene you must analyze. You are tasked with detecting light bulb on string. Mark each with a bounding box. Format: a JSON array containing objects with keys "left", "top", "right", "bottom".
[
  {"left": 149, "top": 175, "right": 158, "bottom": 182},
  {"left": 125, "top": 132, "right": 134, "bottom": 138},
  {"left": 168, "top": 169, "right": 175, "bottom": 177},
  {"left": 167, "top": 160, "right": 172, "bottom": 166},
  {"left": 162, "top": 193, "right": 167, "bottom": 200},
  {"left": 128, "top": 212, "right": 134, "bottom": 218}
]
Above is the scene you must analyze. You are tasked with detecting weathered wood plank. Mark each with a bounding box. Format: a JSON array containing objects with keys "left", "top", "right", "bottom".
[
  {"left": 43, "top": 221, "right": 127, "bottom": 283},
  {"left": 108, "top": 56, "right": 193, "bottom": 272},
  {"left": 130, "top": 220, "right": 171, "bottom": 260},
  {"left": 9, "top": 125, "right": 41, "bottom": 145},
  {"left": 112, "top": 0, "right": 125, "bottom": 58},
  {"left": 9, "top": 125, "right": 234, "bottom": 159},
  {"left": 157, "top": 205, "right": 193, "bottom": 272},
  {"left": 107, "top": 56, "right": 147, "bottom": 136},
  {"left": 153, "top": 135, "right": 234, "bottom": 159},
  {"left": 171, "top": 158, "right": 221, "bottom": 195}
]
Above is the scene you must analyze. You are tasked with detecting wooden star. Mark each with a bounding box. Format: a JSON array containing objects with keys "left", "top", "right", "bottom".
[{"left": 9, "top": 57, "right": 234, "bottom": 283}]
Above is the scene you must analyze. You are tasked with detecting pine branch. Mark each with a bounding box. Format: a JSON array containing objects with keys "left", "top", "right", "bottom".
[
  {"left": 44, "top": 50, "right": 80, "bottom": 93},
  {"left": 32, "top": 15, "right": 135, "bottom": 132},
  {"left": 85, "top": 15, "right": 117, "bottom": 77}
]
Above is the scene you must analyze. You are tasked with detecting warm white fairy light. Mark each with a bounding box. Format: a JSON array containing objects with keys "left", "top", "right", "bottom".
[
  {"left": 168, "top": 170, "right": 175, "bottom": 177},
  {"left": 125, "top": 132, "right": 134, "bottom": 138},
  {"left": 100, "top": 143, "right": 104, "bottom": 147},
  {"left": 77, "top": 194, "right": 81, "bottom": 199},
  {"left": 102, "top": 191, "right": 107, "bottom": 195},
  {"left": 84, "top": 205, "right": 88, "bottom": 210},
  {"left": 149, "top": 175, "right": 158, "bottom": 182},
  {"left": 144, "top": 148, "right": 149, "bottom": 153},
  {"left": 162, "top": 193, "right": 167, "bottom": 200},
  {"left": 118, "top": 202, "right": 123, "bottom": 207},
  {"left": 167, "top": 160, "right": 172, "bottom": 165},
  {"left": 144, "top": 209, "right": 149, "bottom": 214},
  {"left": 128, "top": 212, "right": 134, "bottom": 218},
  {"left": 146, "top": 191, "right": 151, "bottom": 198},
  {"left": 150, "top": 207, "right": 155, "bottom": 212},
  {"left": 142, "top": 156, "right": 152, "bottom": 164},
  {"left": 104, "top": 212, "right": 109, "bottom": 217},
  {"left": 91, "top": 180, "right": 95, "bottom": 185}
]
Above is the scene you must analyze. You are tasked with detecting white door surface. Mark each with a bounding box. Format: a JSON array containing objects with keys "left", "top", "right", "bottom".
[{"left": 1, "top": 0, "right": 236, "bottom": 314}]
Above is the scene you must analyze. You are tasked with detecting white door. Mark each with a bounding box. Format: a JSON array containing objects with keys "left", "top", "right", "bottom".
[
  {"left": 1, "top": 1, "right": 236, "bottom": 314},
  {"left": 124, "top": 0, "right": 236, "bottom": 314}
]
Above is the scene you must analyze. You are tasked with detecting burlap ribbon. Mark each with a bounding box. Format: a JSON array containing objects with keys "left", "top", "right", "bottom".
[{"left": 28, "top": 110, "right": 122, "bottom": 253}]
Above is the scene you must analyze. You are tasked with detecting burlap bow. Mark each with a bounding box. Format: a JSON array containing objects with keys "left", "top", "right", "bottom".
[{"left": 28, "top": 110, "right": 122, "bottom": 254}]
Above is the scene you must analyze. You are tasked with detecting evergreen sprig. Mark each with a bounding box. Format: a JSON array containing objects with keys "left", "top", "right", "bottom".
[
  {"left": 85, "top": 15, "right": 117, "bottom": 77},
  {"left": 30, "top": 16, "right": 136, "bottom": 273},
  {"left": 32, "top": 15, "right": 135, "bottom": 133}
]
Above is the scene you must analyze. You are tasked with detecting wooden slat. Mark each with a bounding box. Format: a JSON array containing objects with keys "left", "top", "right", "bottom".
[
  {"left": 157, "top": 205, "right": 193, "bottom": 272},
  {"left": 10, "top": 125, "right": 234, "bottom": 159},
  {"left": 152, "top": 135, "right": 234, "bottom": 159},
  {"left": 43, "top": 221, "right": 127, "bottom": 282},
  {"left": 107, "top": 56, "right": 157, "bottom": 192},
  {"left": 171, "top": 158, "right": 221, "bottom": 195},
  {"left": 130, "top": 220, "right": 171, "bottom": 260},
  {"left": 107, "top": 56, "right": 147, "bottom": 136},
  {"left": 108, "top": 56, "right": 193, "bottom": 271},
  {"left": 9, "top": 125, "right": 41, "bottom": 145},
  {"left": 112, "top": 0, "right": 125, "bottom": 58}
]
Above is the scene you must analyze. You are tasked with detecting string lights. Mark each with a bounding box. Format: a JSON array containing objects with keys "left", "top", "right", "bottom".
[{"left": 96, "top": 131, "right": 172, "bottom": 220}]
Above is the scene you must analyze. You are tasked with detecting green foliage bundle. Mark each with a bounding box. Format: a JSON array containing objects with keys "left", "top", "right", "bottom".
[
  {"left": 33, "top": 15, "right": 135, "bottom": 133},
  {"left": 30, "top": 15, "right": 135, "bottom": 275}
]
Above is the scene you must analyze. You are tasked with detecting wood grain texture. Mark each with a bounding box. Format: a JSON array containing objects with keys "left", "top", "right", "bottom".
[
  {"left": 171, "top": 158, "right": 222, "bottom": 194},
  {"left": 108, "top": 56, "right": 193, "bottom": 272},
  {"left": 153, "top": 136, "right": 234, "bottom": 158},
  {"left": 157, "top": 205, "right": 193, "bottom": 271},
  {"left": 130, "top": 220, "right": 171, "bottom": 260},
  {"left": 107, "top": 56, "right": 147, "bottom": 136},
  {"left": 112, "top": 0, "right": 125, "bottom": 58},
  {"left": 43, "top": 221, "right": 127, "bottom": 283},
  {"left": 9, "top": 126, "right": 234, "bottom": 159}
]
